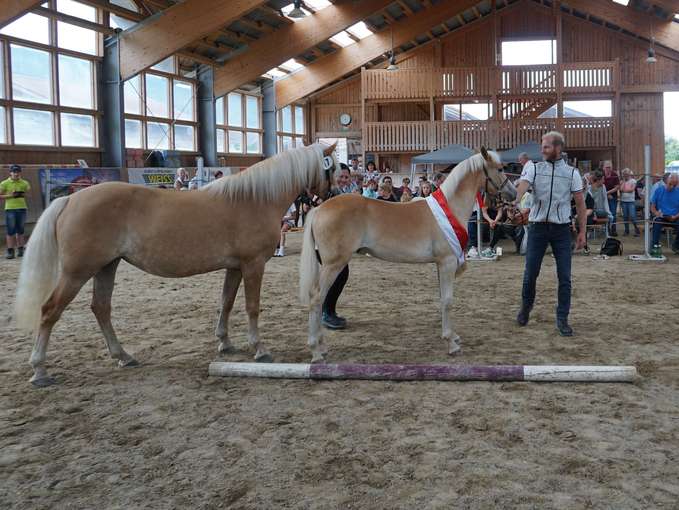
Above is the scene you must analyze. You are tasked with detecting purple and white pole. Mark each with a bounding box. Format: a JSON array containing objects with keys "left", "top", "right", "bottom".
[{"left": 208, "top": 362, "right": 637, "bottom": 382}]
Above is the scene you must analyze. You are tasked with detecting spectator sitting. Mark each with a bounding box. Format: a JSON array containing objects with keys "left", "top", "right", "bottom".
[
  {"left": 488, "top": 202, "right": 525, "bottom": 254},
  {"left": 337, "top": 166, "right": 358, "bottom": 194},
  {"left": 587, "top": 171, "right": 612, "bottom": 232},
  {"left": 353, "top": 173, "right": 365, "bottom": 194},
  {"left": 398, "top": 177, "right": 413, "bottom": 197},
  {"left": 274, "top": 203, "right": 297, "bottom": 257},
  {"left": 651, "top": 173, "right": 679, "bottom": 254},
  {"left": 619, "top": 168, "right": 640, "bottom": 237},
  {"left": 174, "top": 168, "right": 190, "bottom": 190},
  {"left": 382, "top": 163, "right": 393, "bottom": 174},
  {"left": 418, "top": 181, "right": 432, "bottom": 198},
  {"left": 645, "top": 172, "right": 669, "bottom": 200},
  {"left": 350, "top": 158, "right": 361, "bottom": 173},
  {"left": 381, "top": 175, "right": 399, "bottom": 200},
  {"left": 400, "top": 189, "right": 413, "bottom": 203},
  {"left": 376, "top": 183, "right": 397, "bottom": 202},
  {"left": 432, "top": 172, "right": 446, "bottom": 192},
  {"left": 603, "top": 160, "right": 620, "bottom": 236},
  {"left": 363, "top": 179, "right": 378, "bottom": 199}
]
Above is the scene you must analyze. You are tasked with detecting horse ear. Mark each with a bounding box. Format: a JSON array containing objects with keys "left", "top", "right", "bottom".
[
  {"left": 480, "top": 146, "right": 491, "bottom": 161},
  {"left": 323, "top": 142, "right": 337, "bottom": 157}
]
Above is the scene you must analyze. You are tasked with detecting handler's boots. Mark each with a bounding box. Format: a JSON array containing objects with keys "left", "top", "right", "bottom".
[
  {"left": 322, "top": 312, "right": 347, "bottom": 330},
  {"left": 516, "top": 305, "right": 531, "bottom": 326},
  {"left": 556, "top": 318, "right": 574, "bottom": 337},
  {"left": 17, "top": 246, "right": 24, "bottom": 257},
  {"left": 5, "top": 248, "right": 15, "bottom": 259}
]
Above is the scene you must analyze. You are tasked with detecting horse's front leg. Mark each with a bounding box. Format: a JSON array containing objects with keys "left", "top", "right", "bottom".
[
  {"left": 215, "top": 268, "right": 242, "bottom": 354},
  {"left": 241, "top": 260, "right": 272, "bottom": 362},
  {"left": 437, "top": 258, "right": 461, "bottom": 355}
]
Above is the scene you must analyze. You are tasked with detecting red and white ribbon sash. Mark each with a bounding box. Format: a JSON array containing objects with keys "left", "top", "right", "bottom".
[{"left": 425, "top": 189, "right": 469, "bottom": 265}]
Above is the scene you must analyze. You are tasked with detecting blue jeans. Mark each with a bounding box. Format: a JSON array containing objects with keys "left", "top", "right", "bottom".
[
  {"left": 608, "top": 196, "right": 618, "bottom": 231},
  {"left": 652, "top": 216, "right": 679, "bottom": 248},
  {"left": 521, "top": 223, "right": 572, "bottom": 320},
  {"left": 5, "top": 208, "right": 27, "bottom": 236},
  {"left": 621, "top": 201, "right": 638, "bottom": 234}
]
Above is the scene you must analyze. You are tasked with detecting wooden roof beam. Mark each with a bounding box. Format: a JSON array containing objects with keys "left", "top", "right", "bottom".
[
  {"left": 118, "top": 0, "right": 267, "bottom": 80},
  {"left": 32, "top": 6, "right": 115, "bottom": 34},
  {"left": 275, "top": 0, "right": 482, "bottom": 107},
  {"left": 213, "top": 0, "right": 394, "bottom": 97},
  {"left": 565, "top": 0, "right": 678, "bottom": 51},
  {"left": 0, "top": 0, "right": 42, "bottom": 28}
]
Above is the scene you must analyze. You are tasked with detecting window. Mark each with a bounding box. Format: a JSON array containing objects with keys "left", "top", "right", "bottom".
[
  {"left": 110, "top": 14, "right": 135, "bottom": 30},
  {"left": 14, "top": 108, "right": 53, "bottom": 145},
  {"left": 1, "top": 13, "right": 50, "bottom": 45},
  {"left": 57, "top": 0, "right": 98, "bottom": 56},
  {"left": 562, "top": 100, "right": 612, "bottom": 118},
  {"left": 0, "top": 44, "right": 4, "bottom": 100},
  {"left": 173, "top": 80, "right": 194, "bottom": 121},
  {"left": 60, "top": 113, "right": 95, "bottom": 147},
  {"left": 125, "top": 119, "right": 142, "bottom": 148},
  {"left": 145, "top": 74, "right": 169, "bottom": 118},
  {"left": 501, "top": 40, "right": 556, "bottom": 66},
  {"left": 443, "top": 103, "right": 492, "bottom": 121},
  {"left": 124, "top": 57, "right": 198, "bottom": 151},
  {"left": 0, "top": 107, "right": 6, "bottom": 144},
  {"left": 216, "top": 91, "right": 262, "bottom": 155},
  {"left": 124, "top": 76, "right": 142, "bottom": 114},
  {"left": 58, "top": 55, "right": 94, "bottom": 109},
  {"left": 277, "top": 105, "right": 305, "bottom": 151},
  {"left": 11, "top": 45, "right": 52, "bottom": 104},
  {"left": 110, "top": 0, "right": 139, "bottom": 11}
]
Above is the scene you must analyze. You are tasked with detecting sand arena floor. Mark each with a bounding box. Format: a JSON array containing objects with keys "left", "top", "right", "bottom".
[{"left": 1, "top": 233, "right": 678, "bottom": 509}]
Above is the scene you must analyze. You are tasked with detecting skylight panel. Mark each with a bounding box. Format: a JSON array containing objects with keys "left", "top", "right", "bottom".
[
  {"left": 264, "top": 68, "right": 287, "bottom": 78},
  {"left": 304, "top": 0, "right": 332, "bottom": 10},
  {"left": 612, "top": 0, "right": 629, "bottom": 5},
  {"left": 279, "top": 58, "right": 304, "bottom": 71},
  {"left": 346, "top": 21, "right": 373, "bottom": 39},
  {"left": 329, "top": 31, "right": 355, "bottom": 47}
]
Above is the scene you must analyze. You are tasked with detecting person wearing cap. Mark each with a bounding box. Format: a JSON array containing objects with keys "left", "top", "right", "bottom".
[{"left": 1, "top": 165, "right": 31, "bottom": 259}]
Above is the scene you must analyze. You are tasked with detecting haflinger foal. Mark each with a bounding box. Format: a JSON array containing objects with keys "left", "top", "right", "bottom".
[
  {"left": 299, "top": 147, "right": 516, "bottom": 363},
  {"left": 15, "top": 143, "right": 338, "bottom": 386}
]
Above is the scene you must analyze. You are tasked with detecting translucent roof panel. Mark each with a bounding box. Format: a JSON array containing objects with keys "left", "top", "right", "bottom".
[
  {"left": 329, "top": 31, "right": 355, "bottom": 47},
  {"left": 346, "top": 21, "right": 373, "bottom": 39}
]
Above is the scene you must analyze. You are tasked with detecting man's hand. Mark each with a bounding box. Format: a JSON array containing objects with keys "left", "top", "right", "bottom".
[{"left": 575, "top": 231, "right": 586, "bottom": 250}]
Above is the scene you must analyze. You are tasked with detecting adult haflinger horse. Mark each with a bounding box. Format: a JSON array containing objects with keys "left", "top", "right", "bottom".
[
  {"left": 15, "top": 143, "right": 338, "bottom": 386},
  {"left": 299, "top": 147, "right": 516, "bottom": 363}
]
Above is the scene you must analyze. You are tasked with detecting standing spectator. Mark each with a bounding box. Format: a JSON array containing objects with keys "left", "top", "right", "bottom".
[
  {"left": 337, "top": 166, "right": 358, "bottom": 194},
  {"left": 350, "top": 158, "right": 361, "bottom": 173},
  {"left": 651, "top": 173, "right": 679, "bottom": 254},
  {"left": 431, "top": 173, "right": 446, "bottom": 192},
  {"left": 619, "top": 168, "right": 640, "bottom": 237},
  {"left": 518, "top": 152, "right": 531, "bottom": 168},
  {"left": 602, "top": 161, "right": 620, "bottom": 236},
  {"left": 174, "top": 168, "right": 190, "bottom": 190},
  {"left": 383, "top": 163, "right": 393, "bottom": 174},
  {"left": 362, "top": 179, "right": 378, "bottom": 199},
  {"left": 364, "top": 161, "right": 379, "bottom": 182},
  {"left": 514, "top": 131, "right": 586, "bottom": 337},
  {"left": 1, "top": 165, "right": 31, "bottom": 259}
]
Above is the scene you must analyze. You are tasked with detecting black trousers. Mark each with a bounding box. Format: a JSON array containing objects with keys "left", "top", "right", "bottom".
[{"left": 322, "top": 265, "right": 349, "bottom": 315}]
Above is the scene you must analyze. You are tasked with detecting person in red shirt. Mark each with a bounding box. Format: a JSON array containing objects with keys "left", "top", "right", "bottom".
[{"left": 602, "top": 160, "right": 620, "bottom": 236}]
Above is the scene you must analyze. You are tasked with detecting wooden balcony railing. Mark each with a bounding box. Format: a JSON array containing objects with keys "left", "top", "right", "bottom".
[
  {"left": 362, "top": 61, "right": 617, "bottom": 100},
  {"left": 364, "top": 118, "right": 615, "bottom": 153}
]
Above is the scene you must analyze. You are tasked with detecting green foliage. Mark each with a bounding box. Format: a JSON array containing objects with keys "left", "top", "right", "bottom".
[{"left": 666, "top": 137, "right": 679, "bottom": 166}]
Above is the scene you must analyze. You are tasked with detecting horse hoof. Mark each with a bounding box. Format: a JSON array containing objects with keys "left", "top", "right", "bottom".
[
  {"left": 30, "top": 375, "right": 57, "bottom": 388},
  {"left": 118, "top": 358, "right": 140, "bottom": 368},
  {"left": 255, "top": 353, "right": 273, "bottom": 363},
  {"left": 448, "top": 344, "right": 461, "bottom": 355},
  {"left": 311, "top": 355, "right": 326, "bottom": 364},
  {"left": 218, "top": 343, "right": 236, "bottom": 355}
]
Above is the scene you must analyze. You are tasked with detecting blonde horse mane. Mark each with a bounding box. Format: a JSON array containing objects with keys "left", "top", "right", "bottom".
[
  {"left": 439, "top": 150, "right": 501, "bottom": 195},
  {"left": 202, "top": 144, "right": 331, "bottom": 201}
]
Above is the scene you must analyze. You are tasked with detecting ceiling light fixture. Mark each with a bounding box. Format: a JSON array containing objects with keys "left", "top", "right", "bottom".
[
  {"left": 288, "top": 0, "right": 306, "bottom": 19},
  {"left": 386, "top": 27, "right": 398, "bottom": 71},
  {"left": 647, "top": 22, "right": 657, "bottom": 64}
]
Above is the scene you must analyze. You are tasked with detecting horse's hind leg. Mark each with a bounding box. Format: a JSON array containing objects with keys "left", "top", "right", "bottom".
[
  {"left": 215, "top": 268, "right": 242, "bottom": 354},
  {"left": 308, "top": 263, "right": 345, "bottom": 363},
  {"left": 29, "top": 273, "right": 89, "bottom": 386},
  {"left": 437, "top": 257, "right": 461, "bottom": 355},
  {"left": 91, "top": 259, "right": 137, "bottom": 368},
  {"left": 241, "top": 259, "right": 271, "bottom": 363}
]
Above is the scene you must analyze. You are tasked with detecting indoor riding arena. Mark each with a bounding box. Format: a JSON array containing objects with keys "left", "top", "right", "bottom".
[{"left": 1, "top": 1, "right": 679, "bottom": 508}]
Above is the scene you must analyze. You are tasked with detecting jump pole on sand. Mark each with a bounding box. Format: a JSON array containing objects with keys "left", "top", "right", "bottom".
[{"left": 208, "top": 363, "right": 637, "bottom": 382}]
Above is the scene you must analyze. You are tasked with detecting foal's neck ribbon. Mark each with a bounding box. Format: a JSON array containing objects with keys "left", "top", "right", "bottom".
[{"left": 426, "top": 189, "right": 468, "bottom": 265}]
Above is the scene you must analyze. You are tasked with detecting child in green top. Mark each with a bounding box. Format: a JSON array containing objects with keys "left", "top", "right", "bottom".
[{"left": 0, "top": 165, "right": 31, "bottom": 259}]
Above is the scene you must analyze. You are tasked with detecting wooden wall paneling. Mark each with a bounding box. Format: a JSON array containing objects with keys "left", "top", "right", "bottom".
[
  {"left": 499, "top": 3, "right": 555, "bottom": 39},
  {"left": 313, "top": 76, "right": 361, "bottom": 105},
  {"left": 620, "top": 93, "right": 665, "bottom": 174}
]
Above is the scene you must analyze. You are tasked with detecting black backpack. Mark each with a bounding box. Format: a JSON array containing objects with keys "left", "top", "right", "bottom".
[{"left": 600, "top": 237, "right": 623, "bottom": 256}]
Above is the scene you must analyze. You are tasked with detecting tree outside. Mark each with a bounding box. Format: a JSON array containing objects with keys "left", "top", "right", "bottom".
[{"left": 667, "top": 137, "right": 679, "bottom": 166}]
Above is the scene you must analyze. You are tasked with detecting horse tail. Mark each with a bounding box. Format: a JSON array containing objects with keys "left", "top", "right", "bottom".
[
  {"left": 15, "top": 196, "right": 70, "bottom": 333},
  {"left": 299, "top": 207, "right": 320, "bottom": 306}
]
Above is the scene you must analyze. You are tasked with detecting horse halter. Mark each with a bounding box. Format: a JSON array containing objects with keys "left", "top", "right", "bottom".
[
  {"left": 482, "top": 163, "right": 511, "bottom": 197},
  {"left": 321, "top": 155, "right": 338, "bottom": 200}
]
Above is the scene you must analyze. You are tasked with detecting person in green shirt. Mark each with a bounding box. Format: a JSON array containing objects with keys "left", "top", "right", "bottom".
[{"left": 0, "top": 165, "right": 31, "bottom": 259}]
